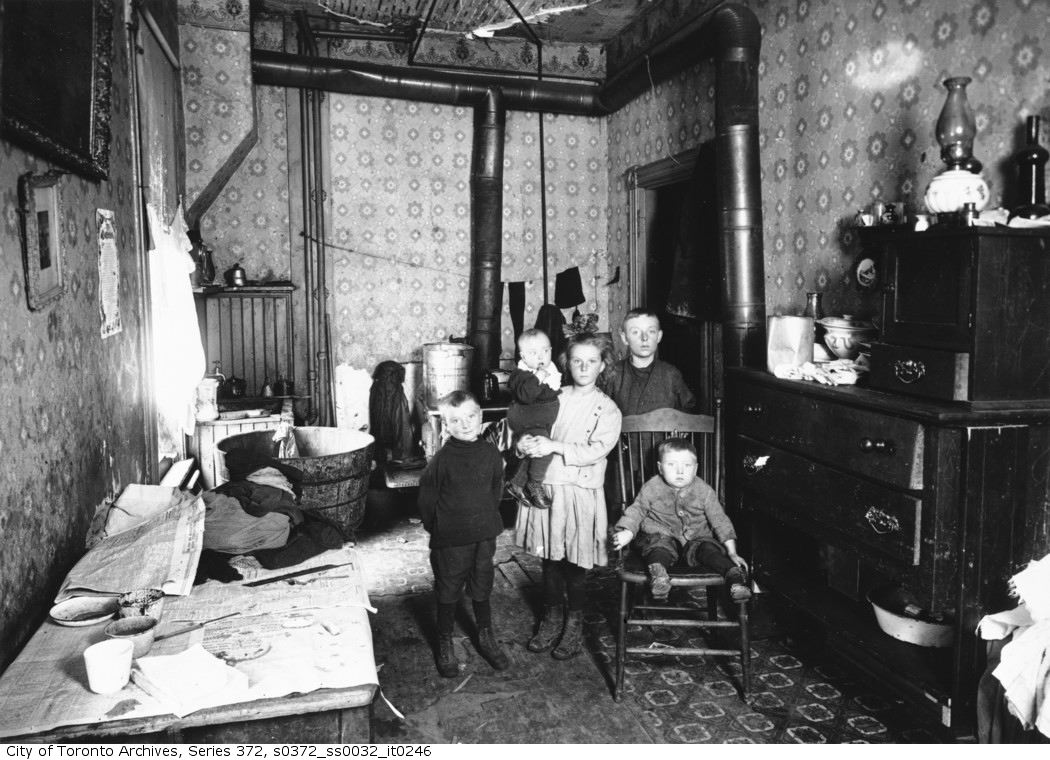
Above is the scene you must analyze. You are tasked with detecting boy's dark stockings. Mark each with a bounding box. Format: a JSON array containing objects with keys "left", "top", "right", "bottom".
[
  {"left": 472, "top": 599, "right": 492, "bottom": 629},
  {"left": 437, "top": 602, "right": 456, "bottom": 636}
]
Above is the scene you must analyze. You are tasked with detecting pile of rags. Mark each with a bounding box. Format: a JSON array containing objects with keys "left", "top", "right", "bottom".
[{"left": 200, "top": 448, "right": 343, "bottom": 577}]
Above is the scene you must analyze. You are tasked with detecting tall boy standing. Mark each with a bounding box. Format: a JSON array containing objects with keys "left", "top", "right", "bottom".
[
  {"left": 418, "top": 391, "right": 510, "bottom": 677},
  {"left": 607, "top": 308, "right": 697, "bottom": 415}
]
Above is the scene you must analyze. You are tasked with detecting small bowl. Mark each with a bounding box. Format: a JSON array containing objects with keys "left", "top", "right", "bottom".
[
  {"left": 818, "top": 317, "right": 877, "bottom": 360},
  {"left": 105, "top": 615, "right": 158, "bottom": 658}
]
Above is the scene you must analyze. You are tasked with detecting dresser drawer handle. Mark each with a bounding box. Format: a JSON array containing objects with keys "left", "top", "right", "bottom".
[
  {"left": 859, "top": 437, "right": 896, "bottom": 455},
  {"left": 742, "top": 454, "right": 769, "bottom": 474},
  {"left": 864, "top": 507, "right": 901, "bottom": 535},
  {"left": 893, "top": 359, "right": 926, "bottom": 384}
]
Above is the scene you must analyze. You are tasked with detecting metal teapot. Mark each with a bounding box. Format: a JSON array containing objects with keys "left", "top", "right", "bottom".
[
  {"left": 225, "top": 262, "right": 247, "bottom": 287},
  {"left": 222, "top": 373, "right": 247, "bottom": 398}
]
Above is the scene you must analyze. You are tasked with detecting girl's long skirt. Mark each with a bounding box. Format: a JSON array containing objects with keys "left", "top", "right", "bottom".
[{"left": 514, "top": 483, "right": 608, "bottom": 569}]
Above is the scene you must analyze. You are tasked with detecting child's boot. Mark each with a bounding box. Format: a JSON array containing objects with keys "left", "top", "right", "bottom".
[
  {"left": 551, "top": 610, "right": 584, "bottom": 660},
  {"left": 648, "top": 563, "right": 672, "bottom": 601},
  {"left": 726, "top": 567, "right": 751, "bottom": 602},
  {"left": 477, "top": 627, "right": 510, "bottom": 670},
  {"left": 525, "top": 480, "right": 552, "bottom": 510},
  {"left": 527, "top": 604, "right": 564, "bottom": 652},
  {"left": 435, "top": 602, "right": 459, "bottom": 677},
  {"left": 436, "top": 635, "right": 460, "bottom": 678}
]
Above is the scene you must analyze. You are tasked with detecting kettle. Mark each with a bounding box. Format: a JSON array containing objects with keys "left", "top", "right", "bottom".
[
  {"left": 225, "top": 262, "right": 247, "bottom": 287},
  {"left": 222, "top": 374, "right": 247, "bottom": 398}
]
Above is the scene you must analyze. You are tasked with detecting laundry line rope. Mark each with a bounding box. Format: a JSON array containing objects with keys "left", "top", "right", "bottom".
[{"left": 299, "top": 231, "right": 601, "bottom": 287}]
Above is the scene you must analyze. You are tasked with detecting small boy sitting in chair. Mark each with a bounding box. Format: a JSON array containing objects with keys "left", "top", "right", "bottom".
[{"left": 610, "top": 437, "right": 750, "bottom": 603}]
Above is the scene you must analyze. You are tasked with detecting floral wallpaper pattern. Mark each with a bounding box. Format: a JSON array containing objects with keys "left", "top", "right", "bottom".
[
  {"left": 328, "top": 98, "right": 607, "bottom": 370},
  {"left": 0, "top": 16, "right": 147, "bottom": 666},
  {"left": 182, "top": 0, "right": 1050, "bottom": 375},
  {"left": 608, "top": 0, "right": 1050, "bottom": 323},
  {"left": 179, "top": 7, "right": 255, "bottom": 216},
  {"left": 198, "top": 84, "right": 292, "bottom": 280}
]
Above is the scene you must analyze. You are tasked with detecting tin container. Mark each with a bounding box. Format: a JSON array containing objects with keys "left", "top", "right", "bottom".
[{"left": 422, "top": 342, "right": 474, "bottom": 408}]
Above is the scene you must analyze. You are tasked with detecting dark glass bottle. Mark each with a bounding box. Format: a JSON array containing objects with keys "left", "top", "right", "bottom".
[
  {"left": 803, "top": 292, "right": 824, "bottom": 321},
  {"left": 1010, "top": 115, "right": 1050, "bottom": 220},
  {"left": 198, "top": 246, "right": 216, "bottom": 284}
]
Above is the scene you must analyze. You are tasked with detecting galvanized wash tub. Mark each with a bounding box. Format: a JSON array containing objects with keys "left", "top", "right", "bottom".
[{"left": 217, "top": 427, "right": 374, "bottom": 537}]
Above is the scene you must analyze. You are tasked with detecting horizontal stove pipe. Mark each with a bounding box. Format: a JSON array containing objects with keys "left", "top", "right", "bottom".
[{"left": 252, "top": 50, "right": 603, "bottom": 116}]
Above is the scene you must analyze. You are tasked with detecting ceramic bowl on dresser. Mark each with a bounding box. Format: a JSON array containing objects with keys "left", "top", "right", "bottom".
[{"left": 818, "top": 317, "right": 878, "bottom": 360}]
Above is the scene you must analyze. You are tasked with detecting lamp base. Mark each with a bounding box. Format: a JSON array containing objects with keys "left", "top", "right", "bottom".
[{"left": 924, "top": 168, "right": 990, "bottom": 214}]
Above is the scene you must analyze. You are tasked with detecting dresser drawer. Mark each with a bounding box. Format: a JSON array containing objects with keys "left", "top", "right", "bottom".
[
  {"left": 868, "top": 342, "right": 970, "bottom": 401},
  {"left": 732, "top": 382, "right": 924, "bottom": 490},
  {"left": 735, "top": 436, "right": 922, "bottom": 566}
]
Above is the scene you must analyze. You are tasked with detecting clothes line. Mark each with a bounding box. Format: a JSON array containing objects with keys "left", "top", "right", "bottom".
[{"left": 299, "top": 232, "right": 608, "bottom": 288}]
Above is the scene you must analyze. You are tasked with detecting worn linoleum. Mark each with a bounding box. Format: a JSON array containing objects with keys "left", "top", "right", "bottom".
[{"left": 354, "top": 495, "right": 945, "bottom": 744}]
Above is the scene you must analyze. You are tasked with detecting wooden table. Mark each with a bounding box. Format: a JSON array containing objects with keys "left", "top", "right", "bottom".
[{"left": 0, "top": 549, "right": 378, "bottom": 743}]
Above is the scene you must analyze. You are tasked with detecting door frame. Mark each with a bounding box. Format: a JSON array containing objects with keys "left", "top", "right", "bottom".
[{"left": 626, "top": 148, "right": 698, "bottom": 307}]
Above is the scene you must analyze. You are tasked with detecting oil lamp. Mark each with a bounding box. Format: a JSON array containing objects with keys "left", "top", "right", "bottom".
[{"left": 923, "top": 77, "right": 990, "bottom": 216}]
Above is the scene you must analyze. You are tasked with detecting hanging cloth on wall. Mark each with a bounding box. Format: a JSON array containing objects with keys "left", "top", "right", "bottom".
[
  {"left": 369, "top": 361, "right": 424, "bottom": 468},
  {"left": 535, "top": 303, "right": 567, "bottom": 365},
  {"left": 554, "top": 266, "right": 586, "bottom": 317},
  {"left": 508, "top": 281, "right": 526, "bottom": 352}
]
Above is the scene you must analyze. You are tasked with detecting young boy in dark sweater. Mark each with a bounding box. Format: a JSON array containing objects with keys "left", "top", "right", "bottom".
[{"left": 418, "top": 390, "right": 510, "bottom": 677}]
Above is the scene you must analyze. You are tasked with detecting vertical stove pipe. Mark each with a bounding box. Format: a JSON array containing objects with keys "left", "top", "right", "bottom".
[
  {"left": 710, "top": 4, "right": 765, "bottom": 369},
  {"left": 468, "top": 88, "right": 506, "bottom": 379}
]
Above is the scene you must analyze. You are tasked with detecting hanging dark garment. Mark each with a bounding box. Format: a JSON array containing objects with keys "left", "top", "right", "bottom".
[
  {"left": 509, "top": 281, "right": 526, "bottom": 352},
  {"left": 666, "top": 140, "right": 721, "bottom": 321},
  {"left": 554, "top": 266, "right": 586, "bottom": 311},
  {"left": 534, "top": 303, "right": 567, "bottom": 367},
  {"left": 369, "top": 361, "right": 423, "bottom": 467}
]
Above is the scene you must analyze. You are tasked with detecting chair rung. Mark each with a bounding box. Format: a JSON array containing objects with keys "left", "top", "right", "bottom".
[
  {"left": 626, "top": 646, "right": 740, "bottom": 657},
  {"left": 633, "top": 604, "right": 704, "bottom": 613},
  {"left": 627, "top": 617, "right": 740, "bottom": 628}
]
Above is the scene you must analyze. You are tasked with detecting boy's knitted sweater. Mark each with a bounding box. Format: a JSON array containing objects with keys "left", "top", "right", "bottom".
[{"left": 418, "top": 437, "right": 504, "bottom": 548}]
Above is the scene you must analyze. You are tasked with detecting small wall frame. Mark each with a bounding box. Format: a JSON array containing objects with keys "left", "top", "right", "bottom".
[{"left": 19, "top": 171, "right": 65, "bottom": 311}]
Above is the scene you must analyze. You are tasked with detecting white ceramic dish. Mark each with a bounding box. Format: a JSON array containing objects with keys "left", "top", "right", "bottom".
[{"left": 50, "top": 596, "right": 120, "bottom": 627}]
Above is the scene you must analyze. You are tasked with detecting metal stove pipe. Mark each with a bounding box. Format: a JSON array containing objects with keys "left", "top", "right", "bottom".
[
  {"left": 253, "top": 50, "right": 602, "bottom": 116},
  {"left": 710, "top": 4, "right": 765, "bottom": 369},
  {"left": 468, "top": 89, "right": 506, "bottom": 377}
]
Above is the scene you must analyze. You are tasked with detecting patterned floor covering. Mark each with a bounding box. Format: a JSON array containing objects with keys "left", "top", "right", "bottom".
[{"left": 354, "top": 501, "right": 947, "bottom": 744}]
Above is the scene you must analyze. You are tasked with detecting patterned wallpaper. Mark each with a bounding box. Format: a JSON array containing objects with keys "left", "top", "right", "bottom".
[
  {"left": 181, "top": 0, "right": 1050, "bottom": 372},
  {"left": 179, "top": 1, "right": 255, "bottom": 223},
  {"left": 197, "top": 84, "right": 292, "bottom": 281},
  {"left": 606, "top": 0, "right": 1050, "bottom": 323},
  {"left": 0, "top": 16, "right": 147, "bottom": 666},
  {"left": 328, "top": 98, "right": 608, "bottom": 370}
]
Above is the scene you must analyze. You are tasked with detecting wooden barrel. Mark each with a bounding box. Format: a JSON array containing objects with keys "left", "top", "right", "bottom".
[{"left": 217, "top": 427, "right": 374, "bottom": 537}]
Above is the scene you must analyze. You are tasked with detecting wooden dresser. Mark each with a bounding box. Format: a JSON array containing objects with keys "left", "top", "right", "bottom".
[{"left": 726, "top": 368, "right": 1050, "bottom": 736}]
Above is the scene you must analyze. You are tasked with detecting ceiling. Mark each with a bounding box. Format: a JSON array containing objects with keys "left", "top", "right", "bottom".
[{"left": 251, "top": 0, "right": 656, "bottom": 45}]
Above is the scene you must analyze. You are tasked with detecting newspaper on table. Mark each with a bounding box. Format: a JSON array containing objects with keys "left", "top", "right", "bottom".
[
  {"left": 56, "top": 484, "right": 204, "bottom": 602},
  {"left": 0, "top": 547, "right": 378, "bottom": 738}
]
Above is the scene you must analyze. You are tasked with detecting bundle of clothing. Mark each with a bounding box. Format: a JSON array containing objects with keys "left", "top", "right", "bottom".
[
  {"left": 196, "top": 447, "right": 344, "bottom": 583},
  {"left": 977, "top": 552, "right": 1050, "bottom": 742}
]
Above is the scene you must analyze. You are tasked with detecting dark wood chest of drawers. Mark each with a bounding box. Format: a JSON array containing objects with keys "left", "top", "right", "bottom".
[
  {"left": 860, "top": 228, "right": 1050, "bottom": 402},
  {"left": 727, "top": 368, "right": 1050, "bottom": 736}
]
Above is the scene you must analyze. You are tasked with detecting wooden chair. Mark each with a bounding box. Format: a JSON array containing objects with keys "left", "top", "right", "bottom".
[{"left": 613, "top": 403, "right": 751, "bottom": 702}]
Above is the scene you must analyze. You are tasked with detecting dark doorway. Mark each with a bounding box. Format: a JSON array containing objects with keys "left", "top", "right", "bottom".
[{"left": 633, "top": 142, "right": 722, "bottom": 414}]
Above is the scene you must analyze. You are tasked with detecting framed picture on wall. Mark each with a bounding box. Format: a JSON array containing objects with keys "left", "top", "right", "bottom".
[
  {"left": 1, "top": 0, "right": 114, "bottom": 180},
  {"left": 19, "top": 171, "right": 65, "bottom": 310}
]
